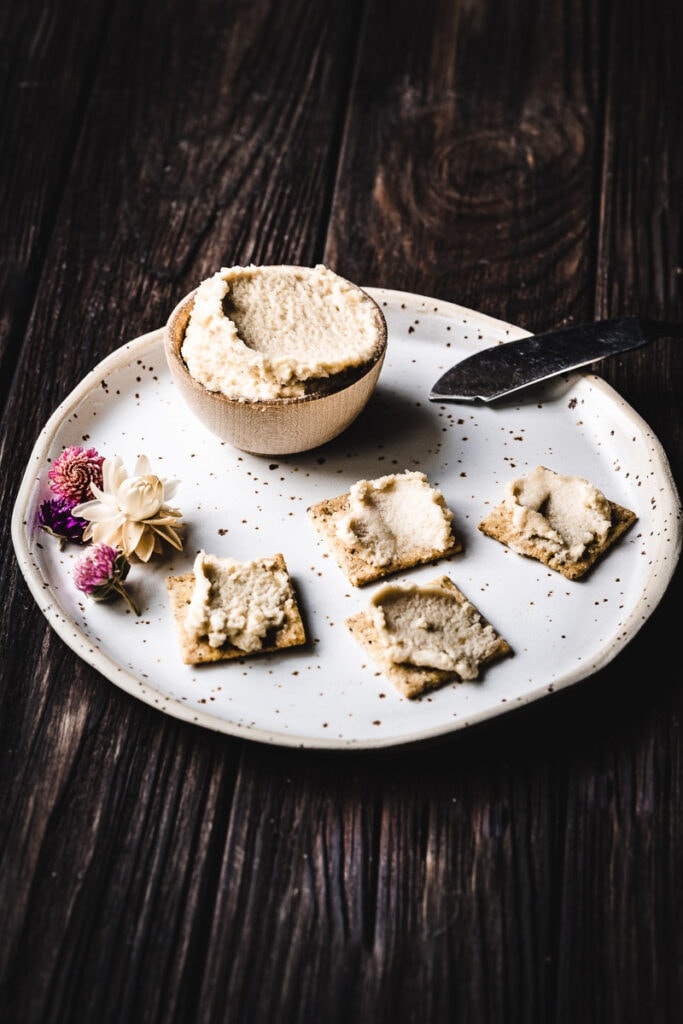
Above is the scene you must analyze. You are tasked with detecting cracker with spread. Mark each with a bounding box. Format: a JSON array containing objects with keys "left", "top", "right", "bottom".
[
  {"left": 166, "top": 551, "right": 306, "bottom": 665},
  {"left": 307, "top": 470, "right": 462, "bottom": 586},
  {"left": 345, "top": 575, "right": 511, "bottom": 699},
  {"left": 478, "top": 466, "right": 637, "bottom": 580}
]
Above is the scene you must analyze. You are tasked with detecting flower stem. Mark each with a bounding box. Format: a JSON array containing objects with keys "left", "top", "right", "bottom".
[
  {"left": 113, "top": 581, "right": 141, "bottom": 616},
  {"left": 39, "top": 526, "right": 66, "bottom": 549}
]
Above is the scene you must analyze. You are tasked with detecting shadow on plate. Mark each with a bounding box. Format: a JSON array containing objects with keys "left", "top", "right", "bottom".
[{"left": 300, "top": 383, "right": 444, "bottom": 465}]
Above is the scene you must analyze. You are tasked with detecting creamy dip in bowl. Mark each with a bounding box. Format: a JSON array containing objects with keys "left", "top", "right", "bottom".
[{"left": 164, "top": 264, "right": 387, "bottom": 455}]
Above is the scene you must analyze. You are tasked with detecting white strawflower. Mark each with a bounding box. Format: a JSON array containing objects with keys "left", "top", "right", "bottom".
[{"left": 72, "top": 454, "right": 183, "bottom": 562}]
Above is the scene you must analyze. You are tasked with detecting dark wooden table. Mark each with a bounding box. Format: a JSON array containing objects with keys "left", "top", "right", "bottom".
[{"left": 3, "top": 1, "right": 682, "bottom": 1021}]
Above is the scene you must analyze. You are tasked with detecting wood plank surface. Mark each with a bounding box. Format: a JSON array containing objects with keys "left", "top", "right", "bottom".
[{"left": 1, "top": 0, "right": 682, "bottom": 1021}]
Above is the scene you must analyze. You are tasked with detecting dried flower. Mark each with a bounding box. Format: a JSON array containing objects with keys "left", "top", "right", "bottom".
[
  {"left": 73, "top": 544, "right": 140, "bottom": 615},
  {"left": 48, "top": 445, "right": 104, "bottom": 505},
  {"left": 72, "top": 454, "right": 183, "bottom": 562},
  {"left": 38, "top": 498, "right": 89, "bottom": 546}
]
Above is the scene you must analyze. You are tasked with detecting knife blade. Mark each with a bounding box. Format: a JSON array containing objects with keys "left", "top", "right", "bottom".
[{"left": 429, "top": 316, "right": 683, "bottom": 403}]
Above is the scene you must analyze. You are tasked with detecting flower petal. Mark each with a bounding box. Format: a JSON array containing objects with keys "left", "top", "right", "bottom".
[
  {"left": 71, "top": 498, "right": 119, "bottom": 522},
  {"left": 134, "top": 528, "right": 156, "bottom": 562},
  {"left": 122, "top": 519, "right": 144, "bottom": 555},
  {"left": 90, "top": 521, "right": 125, "bottom": 548},
  {"left": 102, "top": 456, "right": 121, "bottom": 493},
  {"left": 153, "top": 524, "right": 184, "bottom": 550},
  {"left": 162, "top": 479, "right": 181, "bottom": 501},
  {"left": 133, "top": 454, "right": 151, "bottom": 476},
  {"left": 144, "top": 511, "right": 181, "bottom": 526}
]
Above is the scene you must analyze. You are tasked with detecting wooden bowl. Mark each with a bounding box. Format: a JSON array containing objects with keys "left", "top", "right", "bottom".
[{"left": 163, "top": 283, "right": 387, "bottom": 456}]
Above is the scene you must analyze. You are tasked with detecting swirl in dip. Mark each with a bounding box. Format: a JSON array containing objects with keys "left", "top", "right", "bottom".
[{"left": 180, "top": 264, "right": 385, "bottom": 401}]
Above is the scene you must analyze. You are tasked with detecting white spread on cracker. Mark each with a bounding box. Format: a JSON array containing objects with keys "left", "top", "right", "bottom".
[
  {"left": 335, "top": 470, "right": 454, "bottom": 567},
  {"left": 185, "top": 551, "right": 291, "bottom": 650},
  {"left": 369, "top": 582, "right": 500, "bottom": 677},
  {"left": 505, "top": 466, "right": 612, "bottom": 563},
  {"left": 180, "top": 264, "right": 382, "bottom": 401}
]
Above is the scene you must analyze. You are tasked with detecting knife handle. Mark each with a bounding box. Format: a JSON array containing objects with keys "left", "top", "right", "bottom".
[{"left": 637, "top": 318, "right": 683, "bottom": 340}]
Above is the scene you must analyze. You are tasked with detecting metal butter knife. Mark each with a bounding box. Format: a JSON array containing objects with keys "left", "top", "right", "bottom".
[{"left": 429, "top": 316, "right": 683, "bottom": 403}]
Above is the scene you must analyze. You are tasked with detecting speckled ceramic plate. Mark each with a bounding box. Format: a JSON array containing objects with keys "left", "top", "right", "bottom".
[{"left": 12, "top": 289, "right": 682, "bottom": 749}]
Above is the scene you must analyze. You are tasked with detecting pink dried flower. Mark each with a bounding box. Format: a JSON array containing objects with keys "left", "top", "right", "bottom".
[
  {"left": 73, "top": 543, "right": 140, "bottom": 615},
  {"left": 49, "top": 446, "right": 104, "bottom": 505}
]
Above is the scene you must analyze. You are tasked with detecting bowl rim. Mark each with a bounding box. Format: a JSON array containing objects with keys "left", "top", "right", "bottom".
[{"left": 163, "top": 269, "right": 388, "bottom": 408}]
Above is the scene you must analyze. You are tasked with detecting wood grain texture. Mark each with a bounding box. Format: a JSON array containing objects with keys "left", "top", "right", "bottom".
[
  {"left": 0, "top": 1, "right": 112, "bottom": 409},
  {"left": 2, "top": 0, "right": 682, "bottom": 1021},
  {"left": 553, "top": 3, "right": 683, "bottom": 1017},
  {"left": 325, "top": 0, "right": 604, "bottom": 331},
  {"left": 595, "top": 1, "right": 683, "bottom": 481}
]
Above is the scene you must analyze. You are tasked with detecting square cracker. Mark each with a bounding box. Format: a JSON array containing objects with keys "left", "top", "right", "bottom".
[
  {"left": 345, "top": 575, "right": 511, "bottom": 699},
  {"left": 307, "top": 492, "right": 462, "bottom": 587},
  {"left": 478, "top": 496, "right": 637, "bottom": 581},
  {"left": 166, "top": 552, "right": 306, "bottom": 665}
]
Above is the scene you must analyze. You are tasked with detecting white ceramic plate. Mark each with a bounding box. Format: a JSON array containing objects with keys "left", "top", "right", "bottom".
[{"left": 12, "top": 289, "right": 682, "bottom": 749}]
